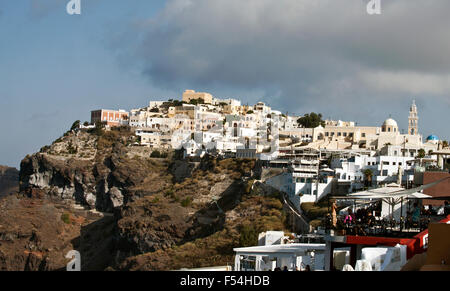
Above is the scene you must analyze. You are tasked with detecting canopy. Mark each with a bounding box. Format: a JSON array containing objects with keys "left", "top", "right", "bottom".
[{"left": 346, "top": 177, "right": 449, "bottom": 200}]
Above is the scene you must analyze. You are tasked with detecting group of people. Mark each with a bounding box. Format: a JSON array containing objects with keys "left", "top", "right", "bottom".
[
  {"left": 328, "top": 199, "right": 450, "bottom": 234},
  {"left": 330, "top": 201, "right": 379, "bottom": 229},
  {"left": 273, "top": 265, "right": 311, "bottom": 271},
  {"left": 341, "top": 207, "right": 376, "bottom": 228}
]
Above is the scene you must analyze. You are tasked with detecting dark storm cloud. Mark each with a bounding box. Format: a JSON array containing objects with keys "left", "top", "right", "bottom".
[{"left": 110, "top": 0, "right": 450, "bottom": 138}]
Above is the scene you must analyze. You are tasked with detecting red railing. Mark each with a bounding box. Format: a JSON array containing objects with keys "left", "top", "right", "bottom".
[{"left": 345, "top": 215, "right": 450, "bottom": 259}]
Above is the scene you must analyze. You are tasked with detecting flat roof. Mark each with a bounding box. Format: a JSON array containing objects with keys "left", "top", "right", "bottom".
[{"left": 234, "top": 243, "right": 326, "bottom": 255}]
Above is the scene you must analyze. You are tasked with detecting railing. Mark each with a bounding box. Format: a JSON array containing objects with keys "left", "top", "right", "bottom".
[{"left": 328, "top": 216, "right": 432, "bottom": 237}]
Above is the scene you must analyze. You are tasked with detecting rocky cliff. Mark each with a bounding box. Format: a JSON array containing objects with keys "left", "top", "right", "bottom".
[
  {"left": 19, "top": 129, "right": 157, "bottom": 212},
  {"left": 1, "top": 127, "right": 289, "bottom": 270},
  {"left": 0, "top": 193, "right": 116, "bottom": 271}
]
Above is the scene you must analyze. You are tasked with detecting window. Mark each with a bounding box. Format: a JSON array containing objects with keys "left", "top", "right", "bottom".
[
  {"left": 362, "top": 133, "right": 366, "bottom": 138},
  {"left": 343, "top": 132, "right": 347, "bottom": 137}
]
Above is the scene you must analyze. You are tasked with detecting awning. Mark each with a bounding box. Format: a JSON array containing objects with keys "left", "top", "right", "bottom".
[{"left": 346, "top": 177, "right": 449, "bottom": 199}]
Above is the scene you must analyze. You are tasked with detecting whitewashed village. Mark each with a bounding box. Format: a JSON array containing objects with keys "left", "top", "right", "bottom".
[{"left": 86, "top": 90, "right": 450, "bottom": 271}]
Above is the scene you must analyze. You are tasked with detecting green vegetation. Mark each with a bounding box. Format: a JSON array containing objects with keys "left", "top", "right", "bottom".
[
  {"left": 189, "top": 98, "right": 205, "bottom": 105},
  {"left": 67, "top": 141, "right": 77, "bottom": 155},
  {"left": 93, "top": 126, "right": 135, "bottom": 150},
  {"left": 301, "top": 202, "right": 329, "bottom": 221},
  {"left": 150, "top": 150, "right": 168, "bottom": 158},
  {"left": 181, "top": 196, "right": 193, "bottom": 207},
  {"left": 88, "top": 122, "right": 106, "bottom": 137},
  {"left": 297, "top": 112, "right": 325, "bottom": 128},
  {"left": 150, "top": 150, "right": 162, "bottom": 158},
  {"left": 167, "top": 99, "right": 184, "bottom": 107},
  {"left": 310, "top": 219, "right": 322, "bottom": 228},
  {"left": 239, "top": 224, "right": 259, "bottom": 247},
  {"left": 244, "top": 179, "right": 255, "bottom": 194},
  {"left": 40, "top": 145, "right": 51, "bottom": 153},
  {"left": 417, "top": 148, "right": 426, "bottom": 159},
  {"left": 70, "top": 120, "right": 80, "bottom": 131},
  {"left": 61, "top": 213, "right": 71, "bottom": 224},
  {"left": 165, "top": 189, "right": 180, "bottom": 202},
  {"left": 54, "top": 137, "right": 63, "bottom": 144}
]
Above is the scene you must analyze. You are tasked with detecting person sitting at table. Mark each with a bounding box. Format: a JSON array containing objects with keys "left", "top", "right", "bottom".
[
  {"left": 427, "top": 205, "right": 436, "bottom": 216},
  {"left": 445, "top": 201, "right": 450, "bottom": 216},
  {"left": 344, "top": 209, "right": 354, "bottom": 225},
  {"left": 411, "top": 203, "right": 421, "bottom": 226},
  {"left": 356, "top": 207, "right": 367, "bottom": 223},
  {"left": 366, "top": 211, "right": 375, "bottom": 227}
]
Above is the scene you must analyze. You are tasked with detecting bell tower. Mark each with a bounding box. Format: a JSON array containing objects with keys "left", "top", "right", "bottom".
[{"left": 408, "top": 100, "right": 418, "bottom": 135}]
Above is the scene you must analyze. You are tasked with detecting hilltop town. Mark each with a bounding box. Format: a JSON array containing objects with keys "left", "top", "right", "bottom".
[{"left": 86, "top": 90, "right": 449, "bottom": 211}]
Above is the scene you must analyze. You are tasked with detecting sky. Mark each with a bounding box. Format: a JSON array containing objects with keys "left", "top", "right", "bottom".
[{"left": 0, "top": 0, "right": 449, "bottom": 168}]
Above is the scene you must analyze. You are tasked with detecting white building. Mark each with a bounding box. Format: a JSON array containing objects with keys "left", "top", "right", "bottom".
[
  {"left": 332, "top": 155, "right": 416, "bottom": 189},
  {"left": 234, "top": 243, "right": 326, "bottom": 271}
]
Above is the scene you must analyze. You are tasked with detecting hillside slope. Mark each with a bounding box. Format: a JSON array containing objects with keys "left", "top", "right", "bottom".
[{"left": 1, "top": 127, "right": 289, "bottom": 270}]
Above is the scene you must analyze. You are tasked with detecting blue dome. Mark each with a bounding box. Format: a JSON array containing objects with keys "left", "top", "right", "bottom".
[{"left": 426, "top": 135, "right": 439, "bottom": 141}]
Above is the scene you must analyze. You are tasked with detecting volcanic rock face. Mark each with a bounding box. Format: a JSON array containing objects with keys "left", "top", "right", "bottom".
[
  {"left": 19, "top": 131, "right": 164, "bottom": 212},
  {"left": 2, "top": 128, "right": 289, "bottom": 271},
  {"left": 0, "top": 166, "right": 19, "bottom": 198},
  {"left": 0, "top": 194, "right": 115, "bottom": 271}
]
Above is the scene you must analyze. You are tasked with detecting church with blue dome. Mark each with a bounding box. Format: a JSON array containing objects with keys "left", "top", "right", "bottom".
[
  {"left": 374, "top": 100, "right": 440, "bottom": 157},
  {"left": 426, "top": 135, "right": 440, "bottom": 144}
]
